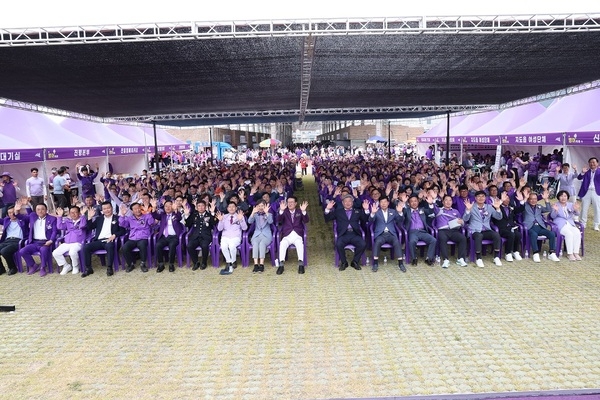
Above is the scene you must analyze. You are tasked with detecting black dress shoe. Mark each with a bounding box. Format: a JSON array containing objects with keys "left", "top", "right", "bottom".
[
  {"left": 169, "top": 264, "right": 175, "bottom": 272},
  {"left": 258, "top": 265, "right": 265, "bottom": 273},
  {"left": 298, "top": 265, "right": 305, "bottom": 274},
  {"left": 140, "top": 262, "right": 149, "bottom": 273},
  {"left": 106, "top": 267, "right": 113, "bottom": 276},
  {"left": 252, "top": 264, "right": 260, "bottom": 273},
  {"left": 339, "top": 262, "right": 348, "bottom": 271},
  {"left": 276, "top": 266, "right": 284, "bottom": 275},
  {"left": 126, "top": 264, "right": 135, "bottom": 273},
  {"left": 81, "top": 268, "right": 94, "bottom": 278},
  {"left": 0, "top": 267, "right": 6, "bottom": 275},
  {"left": 398, "top": 260, "right": 406, "bottom": 273},
  {"left": 411, "top": 258, "right": 418, "bottom": 266},
  {"left": 157, "top": 264, "right": 165, "bottom": 273},
  {"left": 351, "top": 260, "right": 362, "bottom": 270},
  {"left": 7, "top": 268, "right": 18, "bottom": 276},
  {"left": 232, "top": 262, "right": 237, "bottom": 269},
  {"left": 425, "top": 258, "right": 434, "bottom": 266},
  {"left": 200, "top": 263, "right": 207, "bottom": 270},
  {"left": 192, "top": 262, "right": 200, "bottom": 271}
]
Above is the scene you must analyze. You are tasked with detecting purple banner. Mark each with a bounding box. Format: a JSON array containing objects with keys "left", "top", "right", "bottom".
[
  {"left": 417, "top": 136, "right": 436, "bottom": 143},
  {"left": 500, "top": 133, "right": 563, "bottom": 145},
  {"left": 566, "top": 132, "right": 600, "bottom": 146},
  {"left": 0, "top": 148, "right": 43, "bottom": 164},
  {"left": 461, "top": 135, "right": 500, "bottom": 145},
  {"left": 434, "top": 136, "right": 460, "bottom": 144},
  {"left": 46, "top": 148, "right": 106, "bottom": 160},
  {"left": 108, "top": 146, "right": 145, "bottom": 156},
  {"left": 172, "top": 144, "right": 191, "bottom": 151}
]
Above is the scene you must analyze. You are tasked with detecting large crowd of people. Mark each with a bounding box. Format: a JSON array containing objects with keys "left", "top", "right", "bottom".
[{"left": 0, "top": 144, "right": 596, "bottom": 278}]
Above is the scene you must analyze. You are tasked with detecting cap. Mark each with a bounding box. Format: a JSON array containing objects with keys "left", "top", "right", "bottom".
[{"left": 1, "top": 172, "right": 11, "bottom": 178}]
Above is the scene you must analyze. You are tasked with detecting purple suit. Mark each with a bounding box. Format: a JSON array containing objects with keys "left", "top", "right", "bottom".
[
  {"left": 278, "top": 208, "right": 309, "bottom": 238},
  {"left": 19, "top": 213, "right": 58, "bottom": 272},
  {"left": 576, "top": 169, "right": 600, "bottom": 197}
]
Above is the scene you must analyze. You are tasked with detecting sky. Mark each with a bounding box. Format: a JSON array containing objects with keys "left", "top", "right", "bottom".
[{"left": 1, "top": 0, "right": 598, "bottom": 28}]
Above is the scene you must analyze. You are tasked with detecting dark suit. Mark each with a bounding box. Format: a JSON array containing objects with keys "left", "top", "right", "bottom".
[
  {"left": 325, "top": 206, "right": 368, "bottom": 264},
  {"left": 369, "top": 208, "right": 403, "bottom": 258},
  {"left": 155, "top": 211, "right": 184, "bottom": 265},
  {"left": 495, "top": 204, "right": 522, "bottom": 254},
  {"left": 185, "top": 210, "right": 216, "bottom": 267},
  {"left": 0, "top": 214, "right": 29, "bottom": 272},
  {"left": 83, "top": 214, "right": 125, "bottom": 269}
]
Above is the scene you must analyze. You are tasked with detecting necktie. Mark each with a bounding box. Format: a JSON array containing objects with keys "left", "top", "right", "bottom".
[{"left": 230, "top": 215, "right": 234, "bottom": 225}]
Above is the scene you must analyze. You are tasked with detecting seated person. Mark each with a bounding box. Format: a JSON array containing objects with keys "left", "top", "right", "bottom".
[
  {"left": 53, "top": 205, "right": 87, "bottom": 275},
  {"left": 155, "top": 200, "right": 184, "bottom": 273},
  {"left": 463, "top": 191, "right": 503, "bottom": 268},
  {"left": 402, "top": 195, "right": 436, "bottom": 266},
  {"left": 550, "top": 190, "right": 582, "bottom": 261},
  {"left": 432, "top": 195, "right": 468, "bottom": 268},
  {"left": 277, "top": 196, "right": 309, "bottom": 275},
  {"left": 119, "top": 202, "right": 157, "bottom": 272},
  {"left": 0, "top": 200, "right": 29, "bottom": 276},
  {"left": 184, "top": 200, "right": 216, "bottom": 271},
  {"left": 494, "top": 192, "right": 523, "bottom": 262},
  {"left": 82, "top": 201, "right": 125, "bottom": 277},
  {"left": 515, "top": 190, "right": 560, "bottom": 263},
  {"left": 216, "top": 202, "right": 248, "bottom": 275},
  {"left": 248, "top": 200, "right": 274, "bottom": 273},
  {"left": 368, "top": 196, "right": 405, "bottom": 272}
]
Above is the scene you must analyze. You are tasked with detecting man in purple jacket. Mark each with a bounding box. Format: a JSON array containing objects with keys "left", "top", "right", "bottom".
[
  {"left": 52, "top": 205, "right": 87, "bottom": 275},
  {"left": 119, "top": 202, "right": 156, "bottom": 272},
  {"left": 0, "top": 172, "right": 19, "bottom": 218},
  {"left": 277, "top": 196, "right": 309, "bottom": 275},
  {"left": 576, "top": 157, "right": 600, "bottom": 230},
  {"left": 19, "top": 203, "right": 58, "bottom": 277}
]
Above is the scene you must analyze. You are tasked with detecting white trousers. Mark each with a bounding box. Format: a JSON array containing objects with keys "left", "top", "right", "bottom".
[
  {"left": 52, "top": 242, "right": 82, "bottom": 267},
  {"left": 580, "top": 189, "right": 600, "bottom": 227},
  {"left": 220, "top": 236, "right": 241, "bottom": 263},
  {"left": 279, "top": 231, "right": 304, "bottom": 263},
  {"left": 560, "top": 224, "right": 582, "bottom": 255}
]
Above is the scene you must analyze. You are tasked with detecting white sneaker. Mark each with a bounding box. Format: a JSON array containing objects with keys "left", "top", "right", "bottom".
[
  {"left": 442, "top": 259, "right": 450, "bottom": 269},
  {"left": 493, "top": 257, "right": 502, "bottom": 266},
  {"left": 533, "top": 253, "right": 541, "bottom": 263},
  {"left": 513, "top": 252, "right": 522, "bottom": 261},
  {"left": 548, "top": 253, "right": 560, "bottom": 262},
  {"left": 505, "top": 253, "right": 514, "bottom": 262},
  {"left": 456, "top": 258, "right": 468, "bottom": 267},
  {"left": 72, "top": 265, "right": 80, "bottom": 274},
  {"left": 476, "top": 259, "right": 484, "bottom": 268},
  {"left": 60, "top": 264, "right": 72, "bottom": 275},
  {"left": 594, "top": 224, "right": 599, "bottom": 231}
]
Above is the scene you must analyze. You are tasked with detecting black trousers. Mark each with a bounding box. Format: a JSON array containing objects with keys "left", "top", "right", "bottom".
[
  {"left": 122, "top": 239, "right": 149, "bottom": 265},
  {"left": 84, "top": 240, "right": 117, "bottom": 269},
  {"left": 499, "top": 228, "right": 521, "bottom": 254},
  {"left": 472, "top": 230, "right": 501, "bottom": 254},
  {"left": 437, "top": 229, "right": 467, "bottom": 260},
  {"left": 156, "top": 235, "right": 179, "bottom": 264},
  {"left": 336, "top": 231, "right": 366, "bottom": 264},
  {"left": 187, "top": 236, "right": 212, "bottom": 266},
  {"left": 0, "top": 238, "right": 20, "bottom": 270}
]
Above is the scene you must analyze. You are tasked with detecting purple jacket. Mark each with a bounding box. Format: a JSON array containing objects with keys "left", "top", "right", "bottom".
[
  {"left": 155, "top": 211, "right": 184, "bottom": 239},
  {"left": 28, "top": 214, "right": 58, "bottom": 242},
  {"left": 1, "top": 214, "right": 29, "bottom": 241},
  {"left": 577, "top": 169, "right": 600, "bottom": 197},
  {"left": 119, "top": 214, "right": 156, "bottom": 241},
  {"left": 278, "top": 208, "right": 309, "bottom": 238},
  {"left": 550, "top": 202, "right": 579, "bottom": 231},
  {"left": 1, "top": 180, "right": 18, "bottom": 204},
  {"left": 57, "top": 215, "right": 88, "bottom": 244}
]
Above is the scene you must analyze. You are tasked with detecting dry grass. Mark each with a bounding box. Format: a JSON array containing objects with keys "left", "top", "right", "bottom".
[{"left": 0, "top": 176, "right": 599, "bottom": 399}]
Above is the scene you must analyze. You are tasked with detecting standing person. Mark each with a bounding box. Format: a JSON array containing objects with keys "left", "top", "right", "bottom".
[
  {"left": 82, "top": 201, "right": 124, "bottom": 277},
  {"left": 325, "top": 194, "right": 368, "bottom": 271},
  {"left": 19, "top": 203, "right": 58, "bottom": 277},
  {"left": 154, "top": 200, "right": 184, "bottom": 273},
  {"left": 184, "top": 200, "right": 216, "bottom": 271},
  {"left": 52, "top": 205, "right": 87, "bottom": 275},
  {"left": 555, "top": 163, "right": 578, "bottom": 201},
  {"left": 0, "top": 172, "right": 19, "bottom": 218},
  {"left": 432, "top": 194, "right": 468, "bottom": 268},
  {"left": 277, "top": 196, "right": 309, "bottom": 275},
  {"left": 77, "top": 163, "right": 99, "bottom": 201},
  {"left": 248, "top": 200, "right": 274, "bottom": 273},
  {"left": 576, "top": 157, "right": 600, "bottom": 230},
  {"left": 463, "top": 191, "right": 503, "bottom": 268},
  {"left": 368, "top": 196, "right": 405, "bottom": 272},
  {"left": 119, "top": 203, "right": 156, "bottom": 273},
  {"left": 0, "top": 200, "right": 29, "bottom": 275},
  {"left": 216, "top": 202, "right": 248, "bottom": 275},
  {"left": 299, "top": 157, "right": 308, "bottom": 176},
  {"left": 26, "top": 168, "right": 47, "bottom": 210},
  {"left": 550, "top": 190, "right": 583, "bottom": 261},
  {"left": 52, "top": 167, "right": 70, "bottom": 210}
]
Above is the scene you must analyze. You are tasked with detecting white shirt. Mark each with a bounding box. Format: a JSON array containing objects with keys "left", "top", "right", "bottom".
[
  {"left": 98, "top": 215, "right": 113, "bottom": 240},
  {"left": 33, "top": 217, "right": 47, "bottom": 240},
  {"left": 164, "top": 214, "right": 176, "bottom": 236},
  {"left": 590, "top": 169, "right": 596, "bottom": 191}
]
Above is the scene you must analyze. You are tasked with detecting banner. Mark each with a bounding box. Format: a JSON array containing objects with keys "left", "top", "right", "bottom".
[
  {"left": 461, "top": 135, "right": 500, "bottom": 145},
  {"left": 565, "top": 132, "right": 600, "bottom": 146},
  {"left": 108, "top": 146, "right": 145, "bottom": 155},
  {"left": 500, "top": 133, "right": 563, "bottom": 145},
  {"left": 0, "top": 149, "right": 43, "bottom": 164},
  {"left": 45, "top": 148, "right": 106, "bottom": 160}
]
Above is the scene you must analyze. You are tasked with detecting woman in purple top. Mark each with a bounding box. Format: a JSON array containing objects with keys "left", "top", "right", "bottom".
[{"left": 550, "top": 190, "right": 582, "bottom": 261}]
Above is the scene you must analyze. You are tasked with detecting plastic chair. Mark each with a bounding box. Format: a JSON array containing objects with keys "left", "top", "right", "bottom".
[
  {"left": 53, "top": 234, "right": 86, "bottom": 274},
  {"left": 184, "top": 229, "right": 216, "bottom": 268},
  {"left": 212, "top": 230, "right": 248, "bottom": 268},
  {"left": 277, "top": 222, "right": 308, "bottom": 267},
  {"left": 431, "top": 218, "right": 463, "bottom": 258},
  {"left": 119, "top": 234, "right": 153, "bottom": 269},
  {"left": 83, "top": 231, "right": 121, "bottom": 273},
  {"left": 400, "top": 225, "right": 434, "bottom": 264},
  {"left": 332, "top": 220, "right": 364, "bottom": 268},
  {"left": 369, "top": 221, "right": 401, "bottom": 260},
  {"left": 152, "top": 230, "right": 185, "bottom": 268}
]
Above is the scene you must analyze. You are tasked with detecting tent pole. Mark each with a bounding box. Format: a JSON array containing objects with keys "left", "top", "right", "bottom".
[
  {"left": 388, "top": 121, "right": 391, "bottom": 159},
  {"left": 153, "top": 121, "right": 160, "bottom": 176},
  {"left": 445, "top": 111, "right": 450, "bottom": 166},
  {"left": 209, "top": 127, "right": 214, "bottom": 165},
  {"left": 43, "top": 150, "right": 54, "bottom": 214}
]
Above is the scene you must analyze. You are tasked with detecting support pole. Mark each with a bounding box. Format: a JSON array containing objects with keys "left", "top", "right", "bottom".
[
  {"left": 209, "top": 127, "right": 214, "bottom": 164},
  {"left": 388, "top": 121, "right": 391, "bottom": 159},
  {"left": 445, "top": 111, "right": 451, "bottom": 166},
  {"left": 153, "top": 121, "right": 160, "bottom": 176}
]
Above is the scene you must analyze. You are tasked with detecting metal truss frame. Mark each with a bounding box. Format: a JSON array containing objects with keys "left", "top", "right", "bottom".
[
  {"left": 2, "top": 14, "right": 600, "bottom": 47},
  {"left": 299, "top": 35, "right": 316, "bottom": 124}
]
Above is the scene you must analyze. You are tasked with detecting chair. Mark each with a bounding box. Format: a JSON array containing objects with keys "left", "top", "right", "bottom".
[
  {"left": 212, "top": 229, "right": 248, "bottom": 268},
  {"left": 546, "top": 217, "right": 585, "bottom": 257},
  {"left": 400, "top": 225, "right": 434, "bottom": 264},
  {"left": 11, "top": 239, "right": 27, "bottom": 273},
  {"left": 277, "top": 222, "right": 308, "bottom": 267},
  {"left": 119, "top": 233, "right": 153, "bottom": 269},
  {"left": 431, "top": 218, "right": 462, "bottom": 259},
  {"left": 332, "top": 220, "right": 364, "bottom": 268},
  {"left": 152, "top": 230, "right": 185, "bottom": 268},
  {"left": 369, "top": 221, "right": 401, "bottom": 260},
  {"left": 16, "top": 239, "right": 55, "bottom": 274},
  {"left": 53, "top": 234, "right": 86, "bottom": 274},
  {"left": 245, "top": 223, "right": 278, "bottom": 267},
  {"left": 81, "top": 231, "right": 121, "bottom": 274}
]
